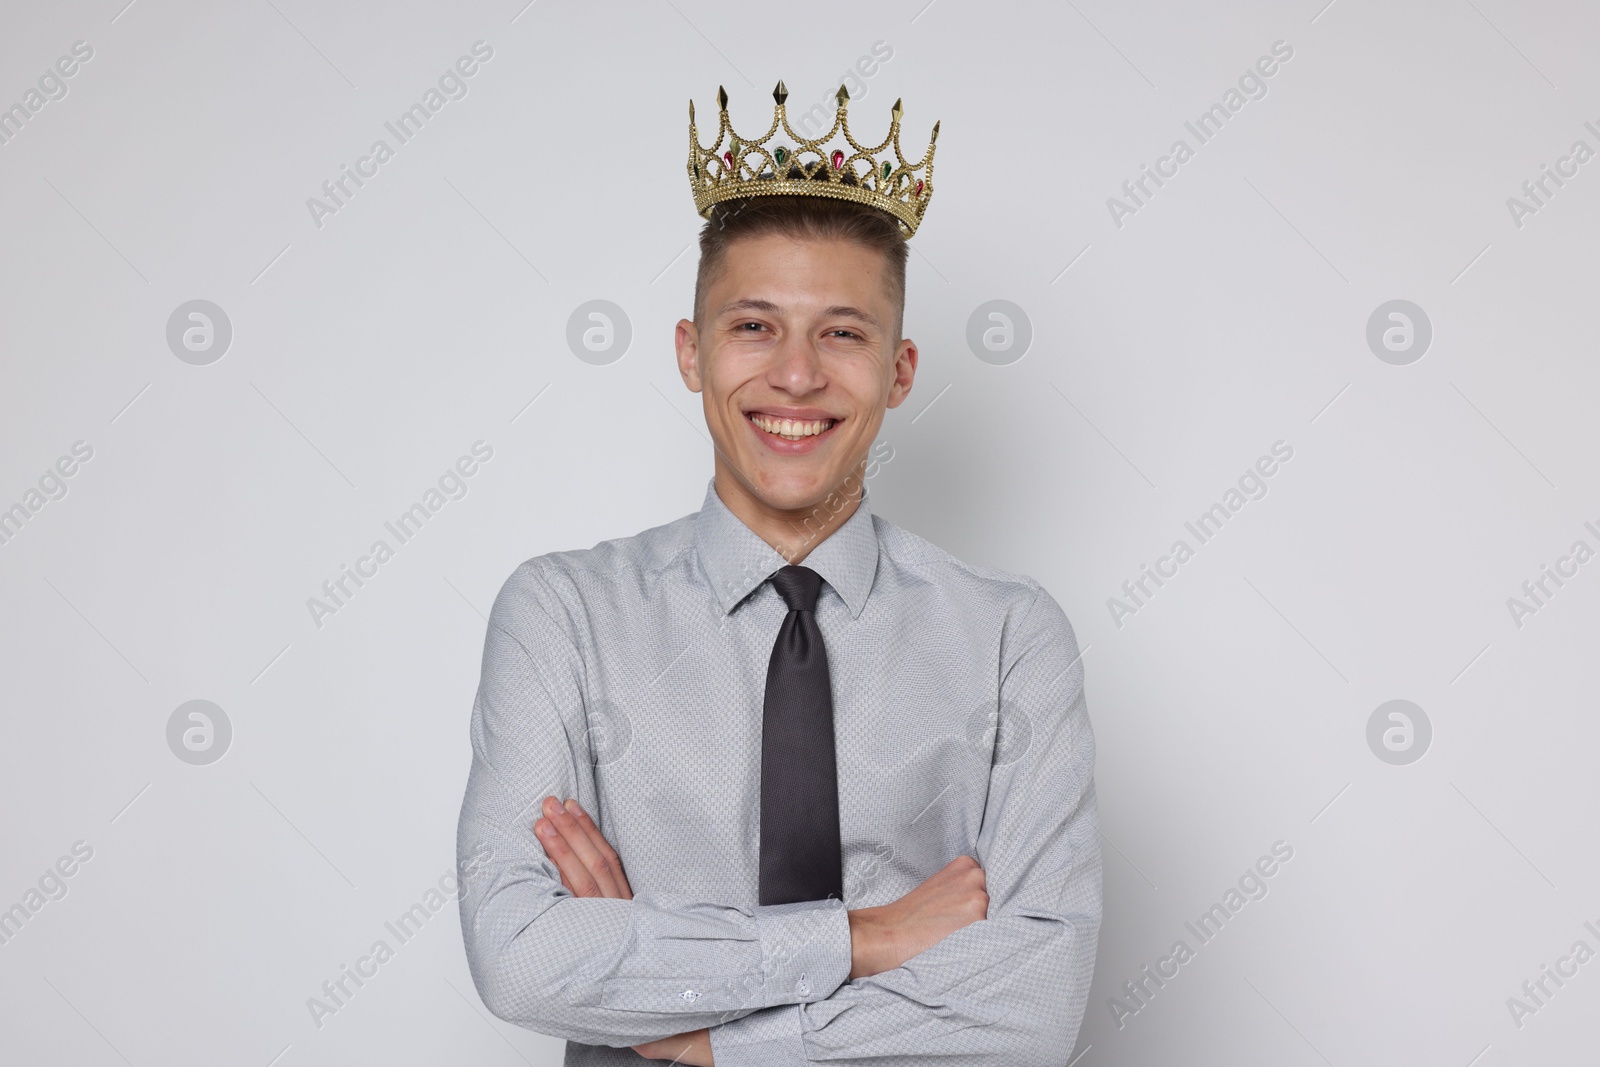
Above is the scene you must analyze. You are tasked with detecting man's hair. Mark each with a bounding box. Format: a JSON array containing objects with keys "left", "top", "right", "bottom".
[{"left": 693, "top": 196, "right": 909, "bottom": 336}]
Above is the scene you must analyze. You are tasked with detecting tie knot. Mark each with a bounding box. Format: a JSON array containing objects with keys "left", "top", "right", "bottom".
[{"left": 770, "top": 565, "right": 823, "bottom": 612}]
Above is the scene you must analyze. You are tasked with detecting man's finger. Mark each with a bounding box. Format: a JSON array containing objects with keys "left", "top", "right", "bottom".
[
  {"left": 541, "top": 796, "right": 625, "bottom": 898},
  {"left": 567, "top": 799, "right": 632, "bottom": 899},
  {"left": 530, "top": 803, "right": 601, "bottom": 896},
  {"left": 534, "top": 812, "right": 602, "bottom": 896},
  {"left": 632, "top": 1028, "right": 713, "bottom": 1065}
]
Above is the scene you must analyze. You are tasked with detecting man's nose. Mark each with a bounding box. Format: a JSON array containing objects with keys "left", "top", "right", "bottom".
[{"left": 768, "top": 332, "right": 826, "bottom": 393}]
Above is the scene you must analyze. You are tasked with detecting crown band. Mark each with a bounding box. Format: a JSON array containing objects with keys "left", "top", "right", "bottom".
[{"left": 687, "top": 81, "right": 939, "bottom": 237}]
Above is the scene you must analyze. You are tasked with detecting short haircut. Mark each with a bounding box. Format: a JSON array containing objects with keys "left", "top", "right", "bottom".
[{"left": 693, "top": 196, "right": 909, "bottom": 337}]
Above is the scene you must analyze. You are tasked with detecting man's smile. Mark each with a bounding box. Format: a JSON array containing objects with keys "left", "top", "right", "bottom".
[{"left": 745, "top": 410, "right": 842, "bottom": 444}]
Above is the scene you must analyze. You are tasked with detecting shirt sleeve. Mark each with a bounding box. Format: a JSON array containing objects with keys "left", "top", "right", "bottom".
[
  {"left": 456, "top": 561, "right": 855, "bottom": 1048},
  {"left": 708, "top": 586, "right": 1102, "bottom": 1067}
]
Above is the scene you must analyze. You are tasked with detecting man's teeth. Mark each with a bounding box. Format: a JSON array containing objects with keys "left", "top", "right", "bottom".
[{"left": 749, "top": 414, "right": 836, "bottom": 440}]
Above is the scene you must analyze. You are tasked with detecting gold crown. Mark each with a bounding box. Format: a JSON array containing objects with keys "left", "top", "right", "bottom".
[{"left": 688, "top": 81, "right": 939, "bottom": 237}]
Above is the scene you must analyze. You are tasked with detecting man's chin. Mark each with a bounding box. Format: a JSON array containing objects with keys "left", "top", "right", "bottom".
[{"left": 741, "top": 467, "right": 851, "bottom": 516}]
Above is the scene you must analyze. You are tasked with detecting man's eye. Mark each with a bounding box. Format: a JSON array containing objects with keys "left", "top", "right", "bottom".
[
  {"left": 737, "top": 322, "right": 765, "bottom": 331},
  {"left": 828, "top": 330, "right": 861, "bottom": 339}
]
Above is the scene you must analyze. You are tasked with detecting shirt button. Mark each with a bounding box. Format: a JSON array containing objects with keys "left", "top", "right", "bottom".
[
  {"left": 678, "top": 989, "right": 701, "bottom": 1002},
  {"left": 795, "top": 973, "right": 811, "bottom": 998}
]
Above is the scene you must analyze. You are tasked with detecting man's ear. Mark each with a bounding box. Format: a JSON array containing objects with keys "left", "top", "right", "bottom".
[
  {"left": 885, "top": 336, "right": 919, "bottom": 409},
  {"left": 675, "top": 318, "right": 703, "bottom": 393}
]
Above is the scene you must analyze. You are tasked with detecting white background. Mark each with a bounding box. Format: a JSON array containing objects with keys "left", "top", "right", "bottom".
[{"left": 2, "top": 1, "right": 1597, "bottom": 1064}]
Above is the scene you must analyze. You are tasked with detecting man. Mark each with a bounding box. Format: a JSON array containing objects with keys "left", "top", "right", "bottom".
[{"left": 457, "top": 83, "right": 1100, "bottom": 1065}]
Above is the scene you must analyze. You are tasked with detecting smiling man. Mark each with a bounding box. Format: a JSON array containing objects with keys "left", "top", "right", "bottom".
[
  {"left": 679, "top": 207, "right": 911, "bottom": 565},
  {"left": 457, "top": 83, "right": 1101, "bottom": 1066}
]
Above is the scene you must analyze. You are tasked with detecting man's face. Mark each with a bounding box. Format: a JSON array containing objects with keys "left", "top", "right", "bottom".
[{"left": 675, "top": 233, "right": 917, "bottom": 516}]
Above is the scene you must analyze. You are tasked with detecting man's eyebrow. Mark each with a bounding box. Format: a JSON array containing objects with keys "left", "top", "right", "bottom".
[
  {"left": 717, "top": 298, "right": 781, "bottom": 317},
  {"left": 715, "top": 299, "right": 880, "bottom": 329},
  {"left": 822, "top": 306, "right": 880, "bottom": 327}
]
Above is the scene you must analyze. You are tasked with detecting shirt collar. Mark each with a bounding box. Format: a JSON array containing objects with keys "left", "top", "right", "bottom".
[{"left": 693, "top": 477, "right": 879, "bottom": 620}]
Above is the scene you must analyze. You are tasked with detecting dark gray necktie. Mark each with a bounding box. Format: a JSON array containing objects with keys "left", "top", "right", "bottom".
[{"left": 759, "top": 565, "right": 844, "bottom": 906}]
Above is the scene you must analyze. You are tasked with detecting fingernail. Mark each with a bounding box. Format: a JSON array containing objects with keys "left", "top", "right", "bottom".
[{"left": 565, "top": 798, "right": 579, "bottom": 813}]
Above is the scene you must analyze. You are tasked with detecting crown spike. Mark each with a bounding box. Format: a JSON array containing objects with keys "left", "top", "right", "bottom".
[
  {"left": 931, "top": 120, "right": 940, "bottom": 142},
  {"left": 774, "top": 80, "right": 788, "bottom": 105},
  {"left": 717, "top": 85, "right": 728, "bottom": 111},
  {"left": 689, "top": 99, "right": 695, "bottom": 123},
  {"left": 836, "top": 84, "right": 849, "bottom": 108},
  {"left": 891, "top": 97, "right": 903, "bottom": 122}
]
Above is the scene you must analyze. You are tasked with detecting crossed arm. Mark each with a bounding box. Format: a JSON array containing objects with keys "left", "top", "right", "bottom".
[
  {"left": 531, "top": 796, "right": 990, "bottom": 1064},
  {"left": 460, "top": 575, "right": 1100, "bottom": 1065}
]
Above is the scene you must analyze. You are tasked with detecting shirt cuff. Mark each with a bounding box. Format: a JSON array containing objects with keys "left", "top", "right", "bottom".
[
  {"left": 753, "top": 897, "right": 852, "bottom": 1006},
  {"left": 710, "top": 1004, "right": 809, "bottom": 1067}
]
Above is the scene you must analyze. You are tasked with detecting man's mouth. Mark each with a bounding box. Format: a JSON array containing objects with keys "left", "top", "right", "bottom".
[{"left": 746, "top": 412, "right": 838, "bottom": 441}]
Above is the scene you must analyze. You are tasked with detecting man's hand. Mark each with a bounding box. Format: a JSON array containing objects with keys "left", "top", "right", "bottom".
[
  {"left": 530, "top": 801, "right": 709, "bottom": 1063},
  {"left": 846, "top": 855, "right": 988, "bottom": 979},
  {"left": 632, "top": 1027, "right": 713, "bottom": 1065},
  {"left": 533, "top": 796, "right": 632, "bottom": 899},
  {"left": 627, "top": 851, "right": 984, "bottom": 1067},
  {"left": 530, "top": 800, "right": 986, "bottom": 1059}
]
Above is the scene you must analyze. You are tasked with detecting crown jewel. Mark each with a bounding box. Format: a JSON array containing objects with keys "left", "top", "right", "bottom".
[{"left": 687, "top": 81, "right": 939, "bottom": 237}]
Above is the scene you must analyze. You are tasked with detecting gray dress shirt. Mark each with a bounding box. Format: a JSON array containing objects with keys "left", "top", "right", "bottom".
[{"left": 457, "top": 478, "right": 1101, "bottom": 1066}]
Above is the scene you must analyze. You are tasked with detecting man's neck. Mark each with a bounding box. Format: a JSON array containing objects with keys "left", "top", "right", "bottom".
[{"left": 712, "top": 460, "right": 865, "bottom": 565}]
